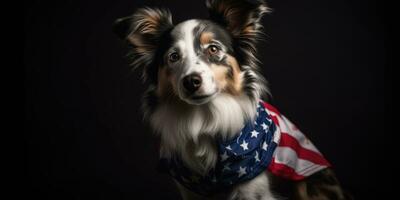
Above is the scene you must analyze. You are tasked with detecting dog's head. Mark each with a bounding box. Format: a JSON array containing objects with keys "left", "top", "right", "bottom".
[{"left": 114, "top": 0, "right": 269, "bottom": 106}]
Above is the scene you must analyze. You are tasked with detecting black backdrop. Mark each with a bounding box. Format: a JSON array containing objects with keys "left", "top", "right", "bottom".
[{"left": 24, "top": 0, "right": 387, "bottom": 199}]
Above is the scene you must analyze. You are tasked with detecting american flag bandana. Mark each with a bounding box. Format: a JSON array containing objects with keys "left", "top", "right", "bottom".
[{"left": 158, "top": 101, "right": 330, "bottom": 196}]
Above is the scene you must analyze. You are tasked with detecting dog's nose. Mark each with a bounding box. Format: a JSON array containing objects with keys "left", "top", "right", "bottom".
[{"left": 183, "top": 73, "right": 202, "bottom": 93}]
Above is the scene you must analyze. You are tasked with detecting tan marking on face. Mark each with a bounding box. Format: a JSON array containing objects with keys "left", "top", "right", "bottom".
[
  {"left": 200, "top": 32, "right": 214, "bottom": 45},
  {"left": 157, "top": 67, "right": 177, "bottom": 99},
  {"left": 225, "top": 55, "right": 243, "bottom": 95},
  {"left": 210, "top": 55, "right": 243, "bottom": 96},
  {"left": 211, "top": 65, "right": 228, "bottom": 90}
]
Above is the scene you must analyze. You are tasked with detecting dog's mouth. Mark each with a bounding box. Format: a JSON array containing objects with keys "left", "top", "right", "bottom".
[
  {"left": 191, "top": 94, "right": 213, "bottom": 100},
  {"left": 185, "top": 92, "right": 217, "bottom": 105}
]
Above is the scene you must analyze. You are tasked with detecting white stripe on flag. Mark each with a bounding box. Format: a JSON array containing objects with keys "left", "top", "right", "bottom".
[
  {"left": 274, "top": 146, "right": 328, "bottom": 177},
  {"left": 278, "top": 115, "right": 321, "bottom": 153},
  {"left": 272, "top": 126, "right": 281, "bottom": 144}
]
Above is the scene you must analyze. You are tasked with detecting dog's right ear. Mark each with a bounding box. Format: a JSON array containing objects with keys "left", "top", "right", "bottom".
[
  {"left": 206, "top": 0, "right": 270, "bottom": 68},
  {"left": 113, "top": 8, "right": 173, "bottom": 79}
]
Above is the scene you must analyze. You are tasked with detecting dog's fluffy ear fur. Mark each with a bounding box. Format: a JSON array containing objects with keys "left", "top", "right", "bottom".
[
  {"left": 206, "top": 0, "right": 270, "bottom": 67},
  {"left": 113, "top": 8, "right": 173, "bottom": 80}
]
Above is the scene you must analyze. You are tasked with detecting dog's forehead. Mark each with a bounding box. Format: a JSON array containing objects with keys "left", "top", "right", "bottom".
[
  {"left": 170, "top": 19, "right": 232, "bottom": 50},
  {"left": 171, "top": 19, "right": 200, "bottom": 39}
]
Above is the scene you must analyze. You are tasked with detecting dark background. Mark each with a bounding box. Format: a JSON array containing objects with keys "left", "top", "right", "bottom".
[{"left": 24, "top": 0, "right": 387, "bottom": 199}]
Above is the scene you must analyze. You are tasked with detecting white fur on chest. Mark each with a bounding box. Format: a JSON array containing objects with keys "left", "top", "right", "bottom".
[{"left": 150, "top": 94, "right": 257, "bottom": 175}]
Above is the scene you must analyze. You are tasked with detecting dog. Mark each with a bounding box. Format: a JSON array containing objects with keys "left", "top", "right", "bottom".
[{"left": 113, "top": 0, "right": 350, "bottom": 199}]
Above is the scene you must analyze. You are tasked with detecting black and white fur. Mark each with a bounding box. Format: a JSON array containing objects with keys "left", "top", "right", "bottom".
[{"left": 114, "top": 0, "right": 350, "bottom": 199}]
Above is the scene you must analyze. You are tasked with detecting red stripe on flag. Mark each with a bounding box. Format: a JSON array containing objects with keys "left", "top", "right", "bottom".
[
  {"left": 262, "top": 102, "right": 281, "bottom": 116},
  {"left": 279, "top": 133, "right": 331, "bottom": 167},
  {"left": 268, "top": 158, "right": 305, "bottom": 180},
  {"left": 270, "top": 115, "right": 280, "bottom": 127},
  {"left": 262, "top": 102, "right": 282, "bottom": 127}
]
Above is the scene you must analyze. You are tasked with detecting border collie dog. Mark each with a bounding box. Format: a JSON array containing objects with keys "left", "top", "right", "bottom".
[{"left": 114, "top": 0, "right": 350, "bottom": 199}]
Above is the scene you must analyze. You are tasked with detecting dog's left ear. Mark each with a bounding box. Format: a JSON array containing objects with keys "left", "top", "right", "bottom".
[{"left": 206, "top": 0, "right": 270, "bottom": 66}]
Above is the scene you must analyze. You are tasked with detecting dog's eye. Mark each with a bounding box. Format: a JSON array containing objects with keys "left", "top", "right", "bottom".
[
  {"left": 169, "top": 52, "right": 180, "bottom": 63},
  {"left": 208, "top": 45, "right": 219, "bottom": 54}
]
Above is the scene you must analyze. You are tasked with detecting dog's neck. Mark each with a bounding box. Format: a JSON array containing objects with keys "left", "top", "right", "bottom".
[{"left": 150, "top": 94, "right": 258, "bottom": 175}]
